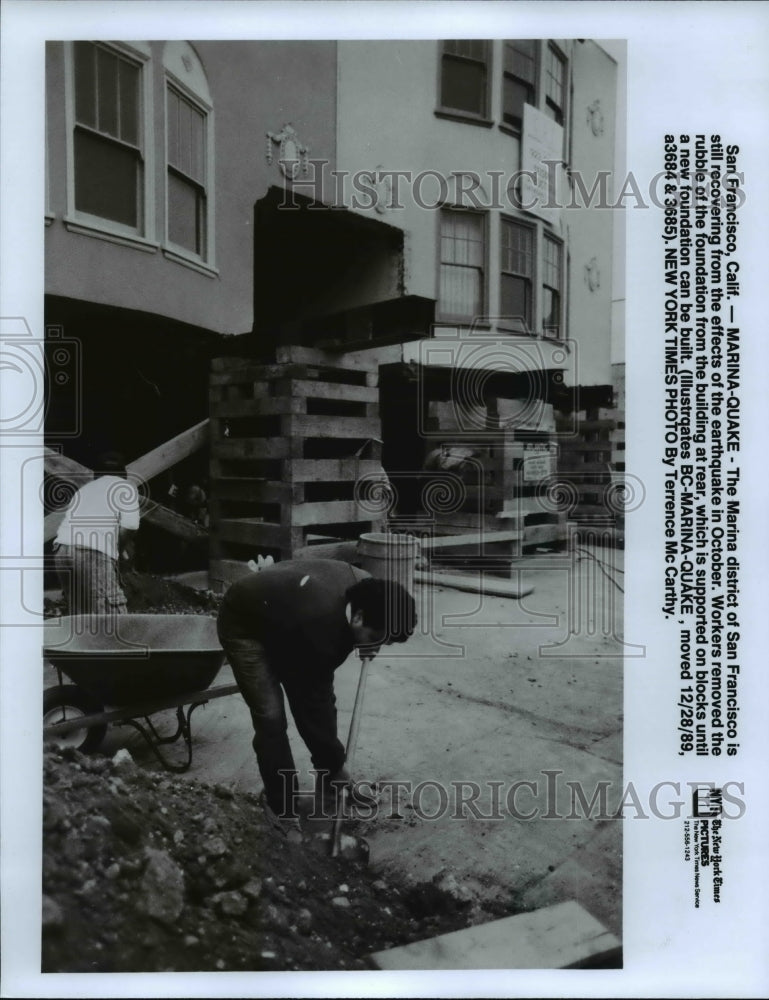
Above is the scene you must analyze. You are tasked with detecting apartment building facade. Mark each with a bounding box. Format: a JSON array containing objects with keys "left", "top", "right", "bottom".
[{"left": 44, "top": 38, "right": 619, "bottom": 525}]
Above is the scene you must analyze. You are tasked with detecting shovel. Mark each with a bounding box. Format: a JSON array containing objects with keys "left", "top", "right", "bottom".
[{"left": 330, "top": 654, "right": 373, "bottom": 859}]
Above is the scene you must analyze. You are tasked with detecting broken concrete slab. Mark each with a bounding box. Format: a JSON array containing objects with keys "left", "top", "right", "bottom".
[{"left": 370, "top": 899, "right": 620, "bottom": 970}]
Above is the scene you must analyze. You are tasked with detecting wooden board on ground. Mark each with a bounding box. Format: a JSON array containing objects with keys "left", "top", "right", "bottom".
[
  {"left": 414, "top": 569, "right": 533, "bottom": 599},
  {"left": 419, "top": 530, "right": 522, "bottom": 550},
  {"left": 370, "top": 900, "right": 621, "bottom": 970}
]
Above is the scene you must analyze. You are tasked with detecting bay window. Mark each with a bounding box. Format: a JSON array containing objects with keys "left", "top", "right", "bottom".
[
  {"left": 439, "top": 209, "right": 486, "bottom": 321},
  {"left": 439, "top": 41, "right": 491, "bottom": 119},
  {"left": 500, "top": 218, "right": 534, "bottom": 332}
]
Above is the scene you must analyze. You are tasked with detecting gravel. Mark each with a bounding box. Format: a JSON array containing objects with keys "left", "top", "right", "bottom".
[{"left": 42, "top": 572, "right": 514, "bottom": 972}]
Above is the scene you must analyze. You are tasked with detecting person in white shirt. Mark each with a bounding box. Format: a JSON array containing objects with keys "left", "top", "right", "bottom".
[{"left": 53, "top": 451, "right": 140, "bottom": 615}]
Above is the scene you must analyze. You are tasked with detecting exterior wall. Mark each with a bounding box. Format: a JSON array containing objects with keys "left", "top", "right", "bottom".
[
  {"left": 336, "top": 39, "right": 618, "bottom": 390},
  {"left": 45, "top": 40, "right": 338, "bottom": 336}
]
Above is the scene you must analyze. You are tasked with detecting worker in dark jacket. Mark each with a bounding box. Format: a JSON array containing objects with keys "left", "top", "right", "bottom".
[{"left": 217, "top": 559, "right": 417, "bottom": 841}]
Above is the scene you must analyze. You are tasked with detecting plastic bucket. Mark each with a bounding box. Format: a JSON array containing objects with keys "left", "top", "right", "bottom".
[{"left": 356, "top": 532, "right": 420, "bottom": 595}]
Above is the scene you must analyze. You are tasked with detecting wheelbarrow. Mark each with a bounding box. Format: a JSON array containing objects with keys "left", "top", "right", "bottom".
[{"left": 42, "top": 614, "right": 237, "bottom": 773}]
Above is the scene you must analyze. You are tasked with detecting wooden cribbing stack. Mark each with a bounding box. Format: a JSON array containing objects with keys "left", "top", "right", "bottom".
[
  {"left": 418, "top": 395, "right": 568, "bottom": 565},
  {"left": 208, "top": 345, "right": 386, "bottom": 591},
  {"left": 555, "top": 404, "right": 625, "bottom": 540}
]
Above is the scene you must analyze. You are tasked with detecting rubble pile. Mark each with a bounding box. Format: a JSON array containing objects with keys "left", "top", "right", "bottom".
[{"left": 42, "top": 746, "right": 495, "bottom": 973}]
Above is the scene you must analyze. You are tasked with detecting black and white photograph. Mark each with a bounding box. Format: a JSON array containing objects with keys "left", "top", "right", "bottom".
[{"left": 1, "top": 3, "right": 767, "bottom": 998}]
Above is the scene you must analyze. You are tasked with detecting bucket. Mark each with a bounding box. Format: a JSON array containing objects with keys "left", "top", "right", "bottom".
[{"left": 356, "top": 532, "right": 420, "bottom": 595}]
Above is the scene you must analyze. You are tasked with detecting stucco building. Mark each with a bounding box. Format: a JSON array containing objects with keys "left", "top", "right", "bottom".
[{"left": 44, "top": 38, "right": 620, "bottom": 566}]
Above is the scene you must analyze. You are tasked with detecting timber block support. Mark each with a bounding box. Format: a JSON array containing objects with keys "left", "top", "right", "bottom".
[{"left": 208, "top": 346, "right": 385, "bottom": 591}]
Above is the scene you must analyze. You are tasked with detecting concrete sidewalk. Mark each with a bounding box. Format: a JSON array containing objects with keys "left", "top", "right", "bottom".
[{"left": 47, "top": 547, "right": 625, "bottom": 938}]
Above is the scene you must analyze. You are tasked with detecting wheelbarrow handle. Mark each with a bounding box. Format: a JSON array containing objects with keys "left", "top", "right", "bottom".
[{"left": 330, "top": 655, "right": 372, "bottom": 858}]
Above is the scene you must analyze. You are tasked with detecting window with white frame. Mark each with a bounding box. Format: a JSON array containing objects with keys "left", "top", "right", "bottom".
[
  {"left": 502, "top": 40, "right": 536, "bottom": 133},
  {"left": 439, "top": 41, "right": 491, "bottom": 119},
  {"left": 544, "top": 44, "right": 566, "bottom": 125},
  {"left": 71, "top": 41, "right": 146, "bottom": 232},
  {"left": 500, "top": 218, "right": 534, "bottom": 333},
  {"left": 166, "top": 86, "right": 207, "bottom": 255},
  {"left": 439, "top": 209, "right": 485, "bottom": 321},
  {"left": 163, "top": 42, "right": 213, "bottom": 264},
  {"left": 542, "top": 234, "right": 563, "bottom": 338}
]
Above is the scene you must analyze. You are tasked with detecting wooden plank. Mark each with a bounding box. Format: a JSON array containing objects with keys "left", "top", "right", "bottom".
[
  {"left": 209, "top": 397, "right": 301, "bottom": 418},
  {"left": 210, "top": 366, "right": 279, "bottom": 384},
  {"left": 291, "top": 500, "right": 369, "bottom": 527},
  {"left": 370, "top": 900, "right": 620, "bottom": 970},
  {"left": 211, "top": 360, "right": 332, "bottom": 382},
  {"left": 216, "top": 518, "right": 288, "bottom": 548},
  {"left": 286, "top": 458, "right": 382, "bottom": 482},
  {"left": 284, "top": 379, "right": 378, "bottom": 403},
  {"left": 420, "top": 530, "right": 522, "bottom": 550},
  {"left": 522, "top": 523, "right": 566, "bottom": 547},
  {"left": 45, "top": 498, "right": 205, "bottom": 545},
  {"left": 292, "top": 540, "right": 360, "bottom": 562},
  {"left": 558, "top": 441, "right": 612, "bottom": 454},
  {"left": 139, "top": 500, "right": 207, "bottom": 541},
  {"left": 284, "top": 414, "right": 381, "bottom": 439},
  {"left": 212, "top": 438, "right": 289, "bottom": 460},
  {"left": 210, "top": 479, "right": 298, "bottom": 504},
  {"left": 43, "top": 448, "right": 93, "bottom": 484},
  {"left": 129, "top": 420, "right": 209, "bottom": 483},
  {"left": 275, "top": 344, "right": 374, "bottom": 370},
  {"left": 413, "top": 570, "right": 534, "bottom": 600},
  {"left": 556, "top": 418, "right": 616, "bottom": 432}
]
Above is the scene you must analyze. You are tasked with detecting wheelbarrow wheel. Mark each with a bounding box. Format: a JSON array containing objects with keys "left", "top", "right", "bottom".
[{"left": 43, "top": 685, "right": 107, "bottom": 754}]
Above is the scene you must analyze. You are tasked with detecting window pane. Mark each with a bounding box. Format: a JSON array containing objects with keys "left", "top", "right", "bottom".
[
  {"left": 168, "top": 171, "right": 204, "bottom": 254},
  {"left": 168, "top": 88, "right": 206, "bottom": 184},
  {"left": 504, "top": 41, "right": 536, "bottom": 83},
  {"left": 501, "top": 274, "right": 530, "bottom": 329},
  {"left": 441, "top": 212, "right": 483, "bottom": 264},
  {"left": 501, "top": 221, "right": 533, "bottom": 275},
  {"left": 441, "top": 56, "right": 486, "bottom": 115},
  {"left": 503, "top": 76, "right": 531, "bottom": 128},
  {"left": 167, "top": 88, "right": 180, "bottom": 167},
  {"left": 440, "top": 211, "right": 484, "bottom": 317},
  {"left": 189, "top": 104, "right": 205, "bottom": 183},
  {"left": 440, "top": 264, "right": 482, "bottom": 318},
  {"left": 444, "top": 40, "right": 487, "bottom": 61},
  {"left": 118, "top": 59, "right": 139, "bottom": 145},
  {"left": 74, "top": 128, "right": 138, "bottom": 227},
  {"left": 96, "top": 47, "right": 119, "bottom": 138},
  {"left": 74, "top": 42, "right": 96, "bottom": 128},
  {"left": 178, "top": 99, "right": 192, "bottom": 176},
  {"left": 543, "top": 288, "right": 560, "bottom": 336},
  {"left": 544, "top": 237, "right": 562, "bottom": 288},
  {"left": 546, "top": 46, "right": 565, "bottom": 119}
]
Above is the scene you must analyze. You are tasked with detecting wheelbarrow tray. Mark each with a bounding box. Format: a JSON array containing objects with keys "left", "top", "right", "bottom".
[{"left": 43, "top": 614, "right": 225, "bottom": 707}]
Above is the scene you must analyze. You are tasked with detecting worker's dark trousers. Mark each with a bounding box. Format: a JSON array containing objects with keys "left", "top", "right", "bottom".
[{"left": 219, "top": 636, "right": 346, "bottom": 818}]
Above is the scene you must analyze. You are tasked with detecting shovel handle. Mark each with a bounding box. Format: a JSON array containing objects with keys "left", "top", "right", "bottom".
[{"left": 330, "top": 655, "right": 372, "bottom": 858}]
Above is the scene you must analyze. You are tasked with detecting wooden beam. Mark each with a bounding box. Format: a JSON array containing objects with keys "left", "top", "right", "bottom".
[
  {"left": 43, "top": 419, "right": 210, "bottom": 544},
  {"left": 43, "top": 448, "right": 93, "bottom": 483},
  {"left": 45, "top": 498, "right": 206, "bottom": 545},
  {"left": 419, "top": 530, "right": 522, "bottom": 550},
  {"left": 414, "top": 569, "right": 533, "bottom": 599},
  {"left": 128, "top": 419, "right": 209, "bottom": 483}
]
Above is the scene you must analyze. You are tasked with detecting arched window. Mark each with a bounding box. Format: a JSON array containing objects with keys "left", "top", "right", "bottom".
[{"left": 162, "top": 42, "right": 214, "bottom": 267}]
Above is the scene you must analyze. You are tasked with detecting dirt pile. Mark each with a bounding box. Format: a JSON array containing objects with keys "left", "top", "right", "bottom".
[
  {"left": 42, "top": 746, "right": 497, "bottom": 973},
  {"left": 44, "top": 570, "right": 221, "bottom": 618}
]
